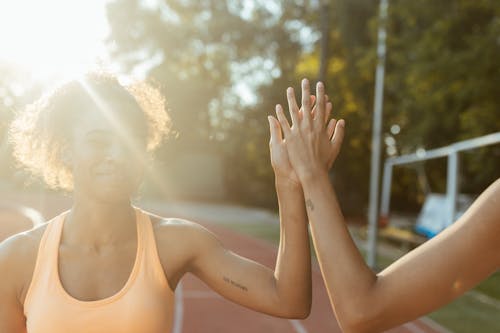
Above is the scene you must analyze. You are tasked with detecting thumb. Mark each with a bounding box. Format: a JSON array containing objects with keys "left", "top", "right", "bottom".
[
  {"left": 327, "top": 118, "right": 337, "bottom": 140},
  {"left": 268, "top": 115, "right": 282, "bottom": 143},
  {"left": 331, "top": 119, "right": 345, "bottom": 151}
]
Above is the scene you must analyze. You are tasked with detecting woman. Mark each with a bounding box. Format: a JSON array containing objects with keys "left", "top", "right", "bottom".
[
  {"left": 269, "top": 78, "right": 500, "bottom": 333},
  {"left": 0, "top": 72, "right": 313, "bottom": 332}
]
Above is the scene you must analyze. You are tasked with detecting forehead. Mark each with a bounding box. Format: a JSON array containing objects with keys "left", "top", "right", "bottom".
[{"left": 71, "top": 101, "right": 147, "bottom": 142}]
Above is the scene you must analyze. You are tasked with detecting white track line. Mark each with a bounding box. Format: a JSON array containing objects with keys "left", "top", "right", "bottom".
[
  {"left": 404, "top": 322, "right": 428, "bottom": 333},
  {"left": 172, "top": 282, "right": 184, "bottom": 333},
  {"left": 467, "top": 290, "right": 500, "bottom": 310},
  {"left": 289, "top": 320, "right": 308, "bottom": 333},
  {"left": 17, "top": 205, "right": 45, "bottom": 226},
  {"left": 419, "top": 317, "right": 454, "bottom": 333},
  {"left": 0, "top": 202, "right": 45, "bottom": 226}
]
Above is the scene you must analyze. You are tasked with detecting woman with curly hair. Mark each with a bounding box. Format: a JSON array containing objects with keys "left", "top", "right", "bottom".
[{"left": 0, "top": 72, "right": 315, "bottom": 332}]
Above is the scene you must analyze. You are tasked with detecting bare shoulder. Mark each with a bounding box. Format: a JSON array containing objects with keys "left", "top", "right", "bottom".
[
  {"left": 0, "top": 223, "right": 46, "bottom": 267},
  {"left": 0, "top": 221, "right": 48, "bottom": 303},
  {"left": 149, "top": 213, "right": 220, "bottom": 256},
  {"left": 145, "top": 212, "right": 221, "bottom": 289}
]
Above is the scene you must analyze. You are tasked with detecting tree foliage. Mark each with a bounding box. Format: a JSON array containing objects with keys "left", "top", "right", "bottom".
[{"left": 1, "top": 0, "right": 498, "bottom": 213}]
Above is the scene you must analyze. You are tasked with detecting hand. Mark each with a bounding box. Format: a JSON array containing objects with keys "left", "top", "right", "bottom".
[
  {"left": 268, "top": 94, "right": 329, "bottom": 187},
  {"left": 268, "top": 114, "right": 300, "bottom": 187},
  {"left": 271, "top": 79, "right": 345, "bottom": 182}
]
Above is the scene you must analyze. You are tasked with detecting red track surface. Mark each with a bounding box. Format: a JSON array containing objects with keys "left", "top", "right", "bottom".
[
  {"left": 178, "top": 221, "right": 448, "bottom": 333},
  {"left": 0, "top": 192, "right": 450, "bottom": 333}
]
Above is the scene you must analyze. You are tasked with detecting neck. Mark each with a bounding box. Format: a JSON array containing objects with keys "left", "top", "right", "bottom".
[{"left": 64, "top": 195, "right": 137, "bottom": 248}]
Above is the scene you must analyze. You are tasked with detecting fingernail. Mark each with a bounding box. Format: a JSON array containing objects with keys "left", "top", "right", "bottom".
[{"left": 339, "top": 119, "right": 345, "bottom": 127}]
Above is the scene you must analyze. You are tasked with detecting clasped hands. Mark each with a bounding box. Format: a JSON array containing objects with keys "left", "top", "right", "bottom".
[{"left": 268, "top": 78, "right": 345, "bottom": 188}]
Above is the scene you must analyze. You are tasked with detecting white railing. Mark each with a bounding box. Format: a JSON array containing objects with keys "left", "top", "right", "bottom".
[{"left": 367, "top": 131, "right": 500, "bottom": 267}]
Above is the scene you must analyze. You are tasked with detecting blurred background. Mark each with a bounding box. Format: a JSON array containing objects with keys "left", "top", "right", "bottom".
[
  {"left": 0, "top": 0, "right": 499, "bottom": 214},
  {"left": 0, "top": 1, "right": 499, "bottom": 331}
]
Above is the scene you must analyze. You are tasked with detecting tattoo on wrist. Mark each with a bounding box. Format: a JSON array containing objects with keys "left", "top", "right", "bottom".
[
  {"left": 306, "top": 199, "right": 314, "bottom": 211},
  {"left": 223, "top": 276, "right": 248, "bottom": 292}
]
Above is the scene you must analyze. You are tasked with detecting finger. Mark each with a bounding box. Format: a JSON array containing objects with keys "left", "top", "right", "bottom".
[
  {"left": 268, "top": 115, "right": 283, "bottom": 143},
  {"left": 327, "top": 118, "right": 337, "bottom": 140},
  {"left": 286, "top": 87, "right": 300, "bottom": 127},
  {"left": 314, "top": 81, "right": 326, "bottom": 127},
  {"left": 310, "top": 95, "right": 316, "bottom": 108},
  {"left": 301, "top": 78, "right": 312, "bottom": 127},
  {"left": 310, "top": 95, "right": 317, "bottom": 118},
  {"left": 331, "top": 119, "right": 345, "bottom": 150},
  {"left": 324, "top": 101, "right": 333, "bottom": 124},
  {"left": 275, "top": 104, "right": 291, "bottom": 137}
]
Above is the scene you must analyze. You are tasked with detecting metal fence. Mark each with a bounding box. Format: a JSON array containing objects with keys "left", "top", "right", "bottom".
[{"left": 367, "top": 131, "right": 500, "bottom": 267}]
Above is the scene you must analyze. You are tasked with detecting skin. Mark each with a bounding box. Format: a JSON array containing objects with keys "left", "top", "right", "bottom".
[
  {"left": 272, "top": 78, "right": 500, "bottom": 333},
  {"left": 0, "top": 99, "right": 312, "bottom": 332}
]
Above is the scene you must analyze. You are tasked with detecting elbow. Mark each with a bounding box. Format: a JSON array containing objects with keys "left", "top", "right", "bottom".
[
  {"left": 335, "top": 300, "right": 382, "bottom": 333},
  {"left": 291, "top": 302, "right": 312, "bottom": 319},
  {"left": 280, "top": 298, "right": 312, "bottom": 319},
  {"left": 283, "top": 306, "right": 311, "bottom": 320},
  {"left": 340, "top": 323, "right": 374, "bottom": 333}
]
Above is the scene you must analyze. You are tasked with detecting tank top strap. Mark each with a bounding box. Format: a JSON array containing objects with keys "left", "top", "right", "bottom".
[
  {"left": 24, "top": 211, "right": 68, "bottom": 311},
  {"left": 134, "top": 207, "right": 169, "bottom": 287}
]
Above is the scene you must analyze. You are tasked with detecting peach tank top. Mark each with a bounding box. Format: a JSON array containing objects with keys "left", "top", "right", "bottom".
[{"left": 24, "top": 208, "right": 174, "bottom": 333}]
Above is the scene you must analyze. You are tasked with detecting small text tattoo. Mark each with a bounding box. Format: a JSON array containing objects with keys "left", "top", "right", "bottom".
[
  {"left": 223, "top": 276, "right": 248, "bottom": 292},
  {"left": 306, "top": 199, "right": 315, "bottom": 211}
]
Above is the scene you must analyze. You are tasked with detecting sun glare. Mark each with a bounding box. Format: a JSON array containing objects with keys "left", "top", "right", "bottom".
[{"left": 0, "top": 0, "right": 110, "bottom": 81}]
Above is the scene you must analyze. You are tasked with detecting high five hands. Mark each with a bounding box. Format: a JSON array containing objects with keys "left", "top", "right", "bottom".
[{"left": 268, "top": 79, "right": 345, "bottom": 185}]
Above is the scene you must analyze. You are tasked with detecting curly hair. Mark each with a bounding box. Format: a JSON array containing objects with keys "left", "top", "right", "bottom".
[{"left": 8, "top": 72, "right": 171, "bottom": 191}]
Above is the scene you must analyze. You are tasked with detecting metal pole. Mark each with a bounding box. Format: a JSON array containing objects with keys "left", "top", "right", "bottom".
[
  {"left": 380, "top": 162, "right": 393, "bottom": 223},
  {"left": 446, "top": 151, "right": 459, "bottom": 228},
  {"left": 367, "top": 0, "right": 389, "bottom": 269},
  {"left": 318, "top": 2, "right": 330, "bottom": 83}
]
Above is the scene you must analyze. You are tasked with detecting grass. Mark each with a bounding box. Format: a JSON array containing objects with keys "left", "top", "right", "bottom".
[
  {"left": 475, "top": 271, "right": 500, "bottom": 301},
  {"left": 220, "top": 220, "right": 500, "bottom": 333},
  {"left": 428, "top": 294, "right": 500, "bottom": 333}
]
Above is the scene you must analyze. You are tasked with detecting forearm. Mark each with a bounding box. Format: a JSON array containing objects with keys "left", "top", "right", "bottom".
[
  {"left": 273, "top": 178, "right": 312, "bottom": 317},
  {"left": 301, "top": 172, "right": 377, "bottom": 329}
]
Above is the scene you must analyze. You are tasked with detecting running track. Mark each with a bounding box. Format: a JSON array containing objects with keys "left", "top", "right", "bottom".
[{"left": 0, "top": 192, "right": 452, "bottom": 333}]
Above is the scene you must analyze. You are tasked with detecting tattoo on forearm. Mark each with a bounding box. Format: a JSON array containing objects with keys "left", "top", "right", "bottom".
[
  {"left": 306, "top": 199, "right": 314, "bottom": 211},
  {"left": 223, "top": 276, "right": 248, "bottom": 292}
]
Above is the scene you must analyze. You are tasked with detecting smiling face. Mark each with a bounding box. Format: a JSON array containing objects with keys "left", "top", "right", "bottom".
[{"left": 67, "top": 102, "right": 148, "bottom": 203}]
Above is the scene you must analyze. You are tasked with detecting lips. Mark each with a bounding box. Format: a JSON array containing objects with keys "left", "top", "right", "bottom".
[{"left": 94, "top": 166, "right": 125, "bottom": 180}]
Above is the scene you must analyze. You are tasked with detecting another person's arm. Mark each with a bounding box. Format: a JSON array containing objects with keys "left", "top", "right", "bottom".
[{"left": 275, "top": 78, "right": 500, "bottom": 332}]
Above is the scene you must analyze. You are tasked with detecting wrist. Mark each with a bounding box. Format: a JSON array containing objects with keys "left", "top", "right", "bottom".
[
  {"left": 300, "top": 170, "right": 331, "bottom": 191},
  {"left": 275, "top": 176, "right": 301, "bottom": 191}
]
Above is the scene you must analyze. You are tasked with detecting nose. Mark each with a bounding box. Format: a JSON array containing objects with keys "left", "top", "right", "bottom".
[{"left": 103, "top": 140, "right": 130, "bottom": 163}]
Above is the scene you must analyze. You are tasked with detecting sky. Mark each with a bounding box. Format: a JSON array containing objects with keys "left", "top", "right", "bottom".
[{"left": 0, "top": 0, "right": 110, "bottom": 81}]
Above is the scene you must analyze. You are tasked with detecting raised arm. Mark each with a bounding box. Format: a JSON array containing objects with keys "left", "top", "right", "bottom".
[
  {"left": 276, "top": 78, "right": 500, "bottom": 332},
  {"left": 173, "top": 109, "right": 314, "bottom": 318}
]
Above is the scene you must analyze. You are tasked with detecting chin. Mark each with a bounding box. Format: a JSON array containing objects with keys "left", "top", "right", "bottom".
[{"left": 88, "top": 183, "right": 138, "bottom": 204}]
